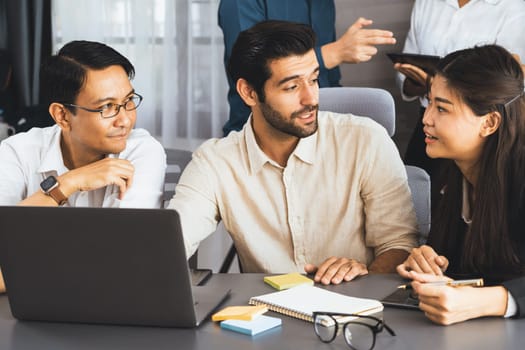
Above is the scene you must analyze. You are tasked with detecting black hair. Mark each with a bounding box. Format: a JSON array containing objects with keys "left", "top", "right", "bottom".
[
  {"left": 40, "top": 40, "right": 135, "bottom": 111},
  {"left": 428, "top": 45, "right": 525, "bottom": 279},
  {"left": 227, "top": 20, "right": 316, "bottom": 102}
]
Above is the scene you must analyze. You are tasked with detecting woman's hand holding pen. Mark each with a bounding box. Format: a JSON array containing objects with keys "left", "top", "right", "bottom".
[
  {"left": 396, "top": 245, "right": 449, "bottom": 278},
  {"left": 397, "top": 251, "right": 506, "bottom": 325},
  {"left": 408, "top": 271, "right": 508, "bottom": 325}
]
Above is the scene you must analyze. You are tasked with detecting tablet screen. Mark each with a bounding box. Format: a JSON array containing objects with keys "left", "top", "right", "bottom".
[
  {"left": 387, "top": 53, "right": 441, "bottom": 74},
  {"left": 381, "top": 288, "right": 420, "bottom": 310}
]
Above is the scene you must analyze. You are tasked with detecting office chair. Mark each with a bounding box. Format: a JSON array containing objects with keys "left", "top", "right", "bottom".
[
  {"left": 319, "top": 87, "right": 395, "bottom": 137},
  {"left": 163, "top": 148, "right": 193, "bottom": 205},
  {"left": 164, "top": 148, "right": 198, "bottom": 268},
  {"left": 405, "top": 165, "right": 431, "bottom": 243}
]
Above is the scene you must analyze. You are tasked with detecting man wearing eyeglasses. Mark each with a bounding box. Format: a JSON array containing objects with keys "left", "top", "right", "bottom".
[
  {"left": 0, "top": 40, "right": 166, "bottom": 293},
  {"left": 0, "top": 40, "right": 166, "bottom": 209}
]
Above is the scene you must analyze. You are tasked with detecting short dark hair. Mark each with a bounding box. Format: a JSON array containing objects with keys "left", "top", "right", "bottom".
[
  {"left": 40, "top": 40, "right": 135, "bottom": 111},
  {"left": 227, "top": 20, "right": 316, "bottom": 102}
]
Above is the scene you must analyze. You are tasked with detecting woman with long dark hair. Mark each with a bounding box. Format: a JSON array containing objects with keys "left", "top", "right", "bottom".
[{"left": 397, "top": 44, "right": 525, "bottom": 325}]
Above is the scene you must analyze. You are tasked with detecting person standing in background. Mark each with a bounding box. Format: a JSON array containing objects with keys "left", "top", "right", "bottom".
[
  {"left": 219, "top": 0, "right": 397, "bottom": 135},
  {"left": 394, "top": 0, "right": 525, "bottom": 201}
]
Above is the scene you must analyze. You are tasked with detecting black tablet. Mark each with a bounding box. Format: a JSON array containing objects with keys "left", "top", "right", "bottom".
[
  {"left": 387, "top": 52, "right": 441, "bottom": 74},
  {"left": 381, "top": 288, "right": 420, "bottom": 310}
]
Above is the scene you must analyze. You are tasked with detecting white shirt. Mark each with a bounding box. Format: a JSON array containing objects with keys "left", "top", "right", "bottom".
[
  {"left": 0, "top": 125, "right": 166, "bottom": 208},
  {"left": 169, "top": 112, "right": 418, "bottom": 273},
  {"left": 398, "top": 0, "right": 525, "bottom": 103}
]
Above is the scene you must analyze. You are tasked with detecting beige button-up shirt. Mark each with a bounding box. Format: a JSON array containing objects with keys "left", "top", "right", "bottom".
[{"left": 169, "top": 111, "right": 418, "bottom": 273}]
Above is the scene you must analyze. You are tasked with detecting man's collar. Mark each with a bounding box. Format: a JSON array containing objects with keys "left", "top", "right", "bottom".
[
  {"left": 245, "top": 115, "right": 274, "bottom": 174},
  {"left": 37, "top": 126, "right": 69, "bottom": 175},
  {"left": 245, "top": 115, "right": 317, "bottom": 175},
  {"left": 292, "top": 130, "right": 316, "bottom": 165}
]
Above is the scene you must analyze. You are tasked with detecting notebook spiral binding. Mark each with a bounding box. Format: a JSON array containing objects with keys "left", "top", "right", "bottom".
[{"left": 249, "top": 299, "right": 313, "bottom": 322}]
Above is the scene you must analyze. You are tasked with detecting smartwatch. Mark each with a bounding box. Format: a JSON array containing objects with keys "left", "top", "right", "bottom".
[{"left": 40, "top": 175, "right": 68, "bottom": 205}]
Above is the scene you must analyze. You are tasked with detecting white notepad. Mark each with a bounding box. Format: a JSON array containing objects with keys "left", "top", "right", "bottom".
[{"left": 249, "top": 285, "right": 383, "bottom": 323}]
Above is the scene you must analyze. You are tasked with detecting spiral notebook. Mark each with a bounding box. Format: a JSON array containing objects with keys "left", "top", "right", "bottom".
[{"left": 249, "top": 285, "right": 383, "bottom": 323}]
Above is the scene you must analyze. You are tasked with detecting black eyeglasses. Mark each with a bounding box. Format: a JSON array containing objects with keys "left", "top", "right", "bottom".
[
  {"left": 63, "top": 93, "right": 143, "bottom": 119},
  {"left": 312, "top": 312, "right": 396, "bottom": 350}
]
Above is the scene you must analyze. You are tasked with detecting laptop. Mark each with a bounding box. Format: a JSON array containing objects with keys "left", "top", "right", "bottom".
[{"left": 0, "top": 206, "right": 230, "bottom": 327}]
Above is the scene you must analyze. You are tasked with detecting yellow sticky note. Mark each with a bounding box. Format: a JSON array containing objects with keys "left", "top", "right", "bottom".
[
  {"left": 212, "top": 305, "right": 268, "bottom": 322},
  {"left": 263, "top": 272, "right": 314, "bottom": 290}
]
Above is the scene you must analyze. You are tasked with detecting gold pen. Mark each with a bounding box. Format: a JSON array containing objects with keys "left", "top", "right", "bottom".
[{"left": 397, "top": 278, "right": 484, "bottom": 290}]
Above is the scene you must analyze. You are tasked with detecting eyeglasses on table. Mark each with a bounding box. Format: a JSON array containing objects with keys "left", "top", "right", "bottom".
[{"left": 312, "top": 312, "right": 396, "bottom": 350}]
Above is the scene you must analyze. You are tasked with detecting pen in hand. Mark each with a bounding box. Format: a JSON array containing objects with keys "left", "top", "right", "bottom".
[{"left": 397, "top": 278, "right": 484, "bottom": 290}]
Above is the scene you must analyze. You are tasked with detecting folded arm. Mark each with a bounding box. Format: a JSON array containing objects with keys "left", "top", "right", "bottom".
[{"left": 19, "top": 158, "right": 136, "bottom": 206}]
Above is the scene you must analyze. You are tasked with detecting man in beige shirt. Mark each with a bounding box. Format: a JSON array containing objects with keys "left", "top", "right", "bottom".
[{"left": 169, "top": 20, "right": 418, "bottom": 285}]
